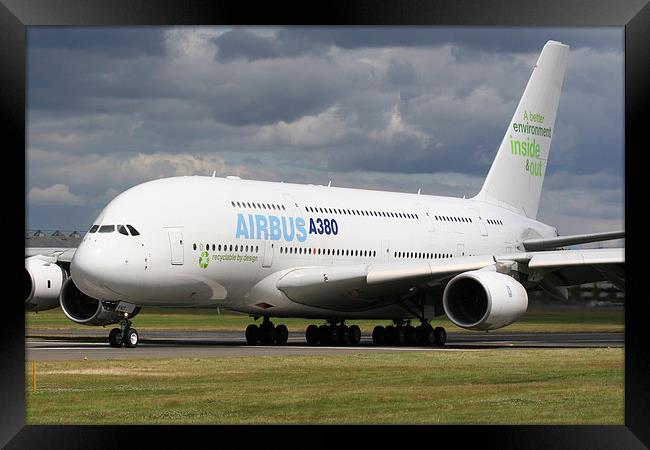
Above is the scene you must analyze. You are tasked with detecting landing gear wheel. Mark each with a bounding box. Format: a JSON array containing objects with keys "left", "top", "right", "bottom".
[
  {"left": 108, "top": 328, "right": 123, "bottom": 348},
  {"left": 306, "top": 325, "right": 319, "bottom": 345},
  {"left": 245, "top": 324, "right": 259, "bottom": 344},
  {"left": 434, "top": 327, "right": 447, "bottom": 346},
  {"left": 348, "top": 325, "right": 361, "bottom": 346},
  {"left": 329, "top": 326, "right": 340, "bottom": 346},
  {"left": 415, "top": 326, "right": 425, "bottom": 345},
  {"left": 372, "top": 326, "right": 385, "bottom": 346},
  {"left": 395, "top": 326, "right": 406, "bottom": 346},
  {"left": 318, "top": 325, "right": 331, "bottom": 345},
  {"left": 404, "top": 325, "right": 417, "bottom": 346},
  {"left": 337, "top": 325, "right": 350, "bottom": 346},
  {"left": 384, "top": 325, "right": 396, "bottom": 346},
  {"left": 259, "top": 323, "right": 276, "bottom": 344},
  {"left": 275, "top": 324, "right": 289, "bottom": 345},
  {"left": 424, "top": 327, "right": 436, "bottom": 346},
  {"left": 124, "top": 328, "right": 139, "bottom": 348}
]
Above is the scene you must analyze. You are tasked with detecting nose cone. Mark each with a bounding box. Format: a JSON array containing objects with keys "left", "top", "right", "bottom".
[{"left": 71, "top": 239, "right": 112, "bottom": 299}]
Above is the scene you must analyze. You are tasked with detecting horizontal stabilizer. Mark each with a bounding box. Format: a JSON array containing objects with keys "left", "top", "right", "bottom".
[{"left": 522, "top": 230, "right": 624, "bottom": 251}]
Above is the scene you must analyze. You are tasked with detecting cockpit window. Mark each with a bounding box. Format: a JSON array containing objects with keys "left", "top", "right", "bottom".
[
  {"left": 98, "top": 225, "right": 115, "bottom": 233},
  {"left": 126, "top": 225, "right": 140, "bottom": 236},
  {"left": 117, "top": 225, "right": 129, "bottom": 236},
  {"left": 89, "top": 225, "right": 99, "bottom": 233}
]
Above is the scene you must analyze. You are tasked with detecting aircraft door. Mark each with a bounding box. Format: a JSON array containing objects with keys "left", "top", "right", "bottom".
[
  {"left": 381, "top": 240, "right": 390, "bottom": 263},
  {"left": 262, "top": 241, "right": 274, "bottom": 268},
  {"left": 456, "top": 243, "right": 465, "bottom": 257},
  {"left": 167, "top": 229, "right": 184, "bottom": 265},
  {"left": 416, "top": 204, "right": 435, "bottom": 232},
  {"left": 469, "top": 208, "right": 488, "bottom": 236}
]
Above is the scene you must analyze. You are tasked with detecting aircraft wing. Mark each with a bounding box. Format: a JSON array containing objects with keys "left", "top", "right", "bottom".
[
  {"left": 521, "top": 230, "right": 624, "bottom": 251},
  {"left": 275, "top": 248, "right": 624, "bottom": 311},
  {"left": 25, "top": 247, "right": 77, "bottom": 263}
]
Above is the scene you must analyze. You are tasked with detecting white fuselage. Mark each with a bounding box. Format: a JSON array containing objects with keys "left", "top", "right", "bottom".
[{"left": 70, "top": 176, "right": 556, "bottom": 319}]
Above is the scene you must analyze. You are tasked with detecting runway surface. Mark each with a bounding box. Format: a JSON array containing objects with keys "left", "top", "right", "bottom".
[{"left": 26, "top": 329, "right": 624, "bottom": 361}]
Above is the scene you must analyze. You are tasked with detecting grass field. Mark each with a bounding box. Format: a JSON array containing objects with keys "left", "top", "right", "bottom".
[
  {"left": 26, "top": 305, "right": 624, "bottom": 334},
  {"left": 26, "top": 348, "right": 623, "bottom": 424}
]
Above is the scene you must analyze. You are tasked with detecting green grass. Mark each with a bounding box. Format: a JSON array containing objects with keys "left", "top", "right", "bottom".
[
  {"left": 26, "top": 348, "right": 624, "bottom": 424},
  {"left": 26, "top": 305, "right": 624, "bottom": 334}
]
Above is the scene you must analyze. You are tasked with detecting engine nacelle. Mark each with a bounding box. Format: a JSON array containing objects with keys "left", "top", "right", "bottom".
[
  {"left": 443, "top": 270, "right": 528, "bottom": 331},
  {"left": 25, "top": 257, "right": 66, "bottom": 312},
  {"left": 59, "top": 277, "right": 127, "bottom": 326}
]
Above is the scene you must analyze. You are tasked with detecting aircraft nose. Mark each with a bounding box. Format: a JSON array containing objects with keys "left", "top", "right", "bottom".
[{"left": 70, "top": 239, "right": 109, "bottom": 298}]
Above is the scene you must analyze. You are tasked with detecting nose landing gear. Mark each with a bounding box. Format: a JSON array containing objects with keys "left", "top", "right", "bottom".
[{"left": 108, "top": 316, "right": 139, "bottom": 348}]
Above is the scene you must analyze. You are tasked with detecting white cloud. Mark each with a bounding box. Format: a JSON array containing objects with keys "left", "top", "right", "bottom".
[
  {"left": 254, "top": 106, "right": 351, "bottom": 147},
  {"left": 371, "top": 103, "right": 430, "bottom": 147},
  {"left": 28, "top": 184, "right": 86, "bottom": 206}
]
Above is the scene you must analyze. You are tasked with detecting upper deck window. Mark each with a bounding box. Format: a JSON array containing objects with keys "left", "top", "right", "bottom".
[{"left": 98, "top": 225, "right": 115, "bottom": 233}]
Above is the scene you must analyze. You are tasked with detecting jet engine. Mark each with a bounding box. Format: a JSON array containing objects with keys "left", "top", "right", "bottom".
[
  {"left": 442, "top": 270, "right": 528, "bottom": 331},
  {"left": 25, "top": 257, "right": 66, "bottom": 312},
  {"left": 59, "top": 277, "right": 131, "bottom": 326}
]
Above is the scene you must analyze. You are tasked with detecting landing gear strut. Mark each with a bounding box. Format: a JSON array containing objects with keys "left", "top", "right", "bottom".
[{"left": 108, "top": 316, "right": 139, "bottom": 348}]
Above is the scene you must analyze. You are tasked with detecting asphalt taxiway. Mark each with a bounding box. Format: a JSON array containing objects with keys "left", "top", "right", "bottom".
[{"left": 26, "top": 329, "right": 624, "bottom": 361}]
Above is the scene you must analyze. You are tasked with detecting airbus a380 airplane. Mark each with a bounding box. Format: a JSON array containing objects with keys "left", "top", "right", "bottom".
[{"left": 25, "top": 41, "right": 624, "bottom": 348}]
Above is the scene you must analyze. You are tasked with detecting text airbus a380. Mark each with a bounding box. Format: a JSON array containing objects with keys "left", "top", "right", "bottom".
[{"left": 25, "top": 41, "right": 625, "bottom": 348}]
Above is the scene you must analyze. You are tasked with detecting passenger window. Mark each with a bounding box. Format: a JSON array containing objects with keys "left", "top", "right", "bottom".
[
  {"left": 193, "top": 243, "right": 197, "bottom": 251},
  {"left": 98, "top": 225, "right": 115, "bottom": 233},
  {"left": 89, "top": 225, "right": 99, "bottom": 233},
  {"left": 117, "top": 225, "right": 129, "bottom": 236}
]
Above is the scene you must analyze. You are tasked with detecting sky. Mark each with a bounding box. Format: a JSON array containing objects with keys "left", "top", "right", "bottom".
[{"left": 26, "top": 26, "right": 624, "bottom": 241}]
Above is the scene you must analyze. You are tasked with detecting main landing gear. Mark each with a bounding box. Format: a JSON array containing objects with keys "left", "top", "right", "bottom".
[
  {"left": 371, "top": 320, "right": 447, "bottom": 347},
  {"left": 245, "top": 317, "right": 289, "bottom": 345},
  {"left": 305, "top": 320, "right": 362, "bottom": 346},
  {"left": 108, "top": 316, "right": 139, "bottom": 348}
]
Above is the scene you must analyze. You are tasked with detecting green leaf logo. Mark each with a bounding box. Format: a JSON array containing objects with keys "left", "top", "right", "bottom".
[{"left": 199, "top": 251, "right": 210, "bottom": 269}]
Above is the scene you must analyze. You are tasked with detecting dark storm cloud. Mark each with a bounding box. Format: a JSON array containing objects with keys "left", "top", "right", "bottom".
[
  {"left": 212, "top": 27, "right": 326, "bottom": 62},
  {"left": 28, "top": 27, "right": 167, "bottom": 57}
]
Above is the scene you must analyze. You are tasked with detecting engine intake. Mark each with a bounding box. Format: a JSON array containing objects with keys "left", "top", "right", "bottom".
[
  {"left": 59, "top": 277, "right": 126, "bottom": 326},
  {"left": 443, "top": 270, "right": 528, "bottom": 331},
  {"left": 25, "top": 257, "right": 66, "bottom": 312}
]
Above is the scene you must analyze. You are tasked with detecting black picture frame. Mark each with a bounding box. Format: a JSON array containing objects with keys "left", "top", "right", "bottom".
[{"left": 5, "top": 0, "right": 648, "bottom": 448}]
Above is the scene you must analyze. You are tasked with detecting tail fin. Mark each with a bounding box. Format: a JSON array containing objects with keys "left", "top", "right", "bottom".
[{"left": 474, "top": 40, "right": 569, "bottom": 219}]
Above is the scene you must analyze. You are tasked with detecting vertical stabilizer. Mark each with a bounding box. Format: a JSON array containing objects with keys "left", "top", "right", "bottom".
[{"left": 474, "top": 41, "right": 569, "bottom": 219}]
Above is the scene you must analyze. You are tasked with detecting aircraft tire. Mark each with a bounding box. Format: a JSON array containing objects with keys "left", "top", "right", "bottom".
[
  {"left": 318, "top": 325, "right": 330, "bottom": 345},
  {"left": 384, "top": 325, "right": 396, "bottom": 346},
  {"left": 306, "top": 325, "right": 319, "bottom": 345},
  {"left": 275, "top": 324, "right": 289, "bottom": 345},
  {"left": 372, "top": 326, "right": 385, "bottom": 345},
  {"left": 108, "top": 328, "right": 123, "bottom": 348},
  {"left": 337, "top": 325, "right": 350, "bottom": 346},
  {"left": 434, "top": 327, "right": 447, "bottom": 346},
  {"left": 124, "top": 328, "right": 139, "bottom": 348},
  {"left": 395, "top": 325, "right": 406, "bottom": 345},
  {"left": 425, "top": 327, "right": 436, "bottom": 346},
  {"left": 348, "top": 325, "right": 361, "bottom": 346},
  {"left": 404, "top": 325, "right": 417, "bottom": 346},
  {"left": 245, "top": 324, "right": 259, "bottom": 344}
]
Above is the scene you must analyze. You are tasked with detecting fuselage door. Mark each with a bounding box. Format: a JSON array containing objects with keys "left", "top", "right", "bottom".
[
  {"left": 167, "top": 228, "right": 184, "bottom": 265},
  {"left": 416, "top": 204, "right": 435, "bottom": 232},
  {"left": 262, "top": 241, "right": 274, "bottom": 268},
  {"left": 469, "top": 208, "right": 488, "bottom": 237}
]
